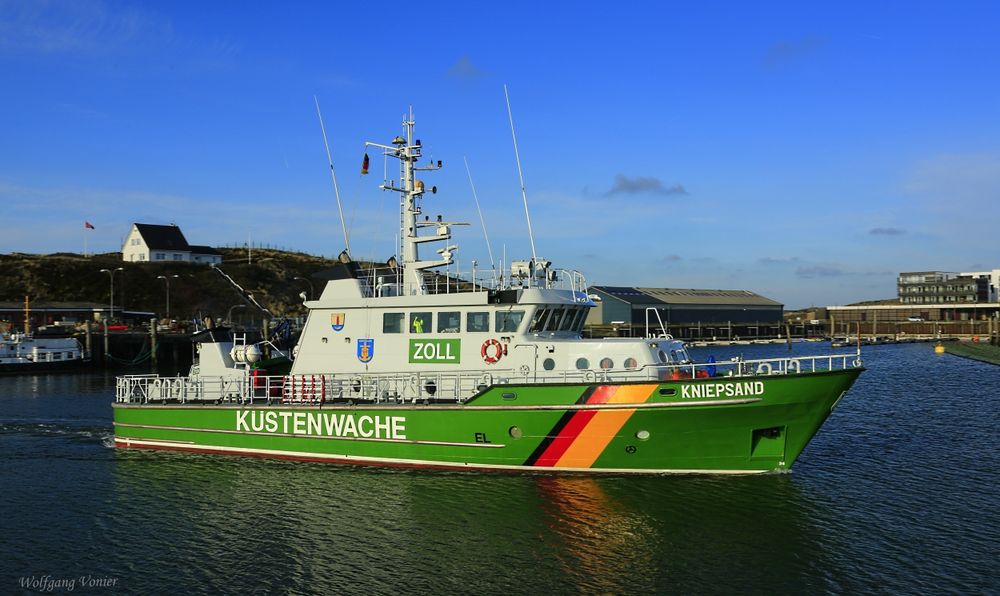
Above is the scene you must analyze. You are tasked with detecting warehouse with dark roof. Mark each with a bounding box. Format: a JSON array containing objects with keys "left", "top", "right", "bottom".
[{"left": 586, "top": 286, "right": 784, "bottom": 340}]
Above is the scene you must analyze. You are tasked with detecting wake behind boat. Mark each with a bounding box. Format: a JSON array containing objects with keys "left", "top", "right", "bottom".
[{"left": 113, "top": 112, "right": 863, "bottom": 474}]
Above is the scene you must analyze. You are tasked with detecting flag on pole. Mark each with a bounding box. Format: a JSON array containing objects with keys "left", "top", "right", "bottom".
[
  {"left": 361, "top": 153, "right": 370, "bottom": 175},
  {"left": 85, "top": 221, "right": 95, "bottom": 230}
]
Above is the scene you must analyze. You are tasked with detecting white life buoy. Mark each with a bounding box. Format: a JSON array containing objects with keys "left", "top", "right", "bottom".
[
  {"left": 787, "top": 359, "right": 801, "bottom": 374},
  {"left": 757, "top": 362, "right": 773, "bottom": 375}
]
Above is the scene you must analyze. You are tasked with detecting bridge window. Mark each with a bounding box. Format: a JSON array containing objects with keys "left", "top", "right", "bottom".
[
  {"left": 496, "top": 310, "right": 525, "bottom": 333},
  {"left": 545, "top": 308, "right": 565, "bottom": 331},
  {"left": 383, "top": 313, "right": 405, "bottom": 333},
  {"left": 575, "top": 357, "right": 590, "bottom": 369},
  {"left": 600, "top": 357, "right": 614, "bottom": 369},
  {"left": 438, "top": 311, "right": 461, "bottom": 333},
  {"left": 529, "top": 308, "right": 550, "bottom": 332},
  {"left": 560, "top": 308, "right": 578, "bottom": 331},
  {"left": 410, "top": 312, "right": 432, "bottom": 334},
  {"left": 467, "top": 312, "right": 490, "bottom": 333}
]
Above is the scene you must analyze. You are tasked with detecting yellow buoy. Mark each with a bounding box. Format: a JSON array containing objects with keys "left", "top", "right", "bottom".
[{"left": 934, "top": 342, "right": 945, "bottom": 354}]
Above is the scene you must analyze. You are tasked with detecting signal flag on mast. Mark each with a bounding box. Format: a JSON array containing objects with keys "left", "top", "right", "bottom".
[
  {"left": 84, "top": 221, "right": 95, "bottom": 230},
  {"left": 361, "top": 153, "right": 370, "bottom": 175}
]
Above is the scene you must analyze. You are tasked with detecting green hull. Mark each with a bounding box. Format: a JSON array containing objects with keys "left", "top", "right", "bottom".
[{"left": 113, "top": 369, "right": 862, "bottom": 474}]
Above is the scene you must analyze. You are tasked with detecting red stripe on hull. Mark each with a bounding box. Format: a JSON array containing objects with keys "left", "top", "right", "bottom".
[{"left": 531, "top": 410, "right": 597, "bottom": 467}]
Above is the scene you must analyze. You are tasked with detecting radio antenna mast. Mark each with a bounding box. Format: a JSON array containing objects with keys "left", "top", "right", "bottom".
[
  {"left": 504, "top": 84, "right": 538, "bottom": 263},
  {"left": 463, "top": 156, "right": 497, "bottom": 283},
  {"left": 314, "top": 96, "right": 351, "bottom": 255}
]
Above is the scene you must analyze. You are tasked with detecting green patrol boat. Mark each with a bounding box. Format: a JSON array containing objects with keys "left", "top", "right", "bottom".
[{"left": 114, "top": 113, "right": 863, "bottom": 474}]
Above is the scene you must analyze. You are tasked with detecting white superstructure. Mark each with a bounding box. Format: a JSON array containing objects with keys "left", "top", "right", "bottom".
[{"left": 286, "top": 115, "right": 690, "bottom": 390}]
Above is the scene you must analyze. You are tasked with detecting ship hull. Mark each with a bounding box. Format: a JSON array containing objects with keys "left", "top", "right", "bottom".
[
  {"left": 113, "top": 369, "right": 862, "bottom": 474},
  {"left": 0, "top": 358, "right": 90, "bottom": 375}
]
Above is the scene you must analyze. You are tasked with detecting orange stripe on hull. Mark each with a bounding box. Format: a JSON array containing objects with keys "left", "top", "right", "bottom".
[{"left": 553, "top": 384, "right": 657, "bottom": 468}]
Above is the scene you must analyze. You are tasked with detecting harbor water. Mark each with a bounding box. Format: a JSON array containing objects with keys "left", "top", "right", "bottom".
[{"left": 1, "top": 343, "right": 997, "bottom": 594}]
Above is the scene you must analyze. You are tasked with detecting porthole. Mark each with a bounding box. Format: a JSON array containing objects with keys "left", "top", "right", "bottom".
[
  {"left": 575, "top": 358, "right": 590, "bottom": 370},
  {"left": 543, "top": 358, "right": 556, "bottom": 371},
  {"left": 600, "top": 357, "right": 614, "bottom": 370},
  {"left": 624, "top": 357, "right": 638, "bottom": 369},
  {"left": 509, "top": 426, "right": 523, "bottom": 439},
  {"left": 657, "top": 350, "right": 667, "bottom": 363}
]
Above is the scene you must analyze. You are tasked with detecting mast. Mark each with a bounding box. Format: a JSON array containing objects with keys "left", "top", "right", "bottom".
[{"left": 364, "top": 110, "right": 459, "bottom": 295}]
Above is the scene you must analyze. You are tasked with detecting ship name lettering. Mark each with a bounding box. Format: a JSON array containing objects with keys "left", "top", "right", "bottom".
[
  {"left": 680, "top": 381, "right": 764, "bottom": 399},
  {"left": 236, "top": 411, "right": 407, "bottom": 439},
  {"left": 412, "top": 341, "right": 456, "bottom": 360}
]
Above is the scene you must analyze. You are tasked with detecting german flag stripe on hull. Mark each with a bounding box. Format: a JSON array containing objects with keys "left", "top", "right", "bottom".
[{"left": 524, "top": 384, "right": 658, "bottom": 468}]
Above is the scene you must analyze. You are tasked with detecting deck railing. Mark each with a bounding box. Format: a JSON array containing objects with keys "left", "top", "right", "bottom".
[{"left": 116, "top": 351, "right": 862, "bottom": 406}]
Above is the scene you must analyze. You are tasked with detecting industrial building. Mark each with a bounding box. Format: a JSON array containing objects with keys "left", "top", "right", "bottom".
[{"left": 585, "top": 286, "right": 783, "bottom": 339}]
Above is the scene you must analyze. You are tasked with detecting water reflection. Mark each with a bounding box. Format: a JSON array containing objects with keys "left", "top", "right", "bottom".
[{"left": 106, "top": 452, "right": 833, "bottom": 594}]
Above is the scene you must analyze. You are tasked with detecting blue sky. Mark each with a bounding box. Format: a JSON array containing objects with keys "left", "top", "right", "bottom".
[{"left": 2, "top": 1, "right": 999, "bottom": 308}]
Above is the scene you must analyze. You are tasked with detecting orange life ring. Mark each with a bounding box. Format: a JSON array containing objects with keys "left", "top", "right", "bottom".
[{"left": 481, "top": 339, "right": 505, "bottom": 364}]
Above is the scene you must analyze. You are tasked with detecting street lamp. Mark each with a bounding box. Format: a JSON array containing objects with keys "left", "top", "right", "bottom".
[
  {"left": 156, "top": 275, "right": 179, "bottom": 319},
  {"left": 227, "top": 304, "right": 246, "bottom": 327},
  {"left": 99, "top": 267, "right": 124, "bottom": 321},
  {"left": 293, "top": 276, "right": 315, "bottom": 300}
]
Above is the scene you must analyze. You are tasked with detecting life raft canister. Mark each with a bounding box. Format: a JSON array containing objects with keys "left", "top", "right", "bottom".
[{"left": 481, "top": 339, "right": 506, "bottom": 364}]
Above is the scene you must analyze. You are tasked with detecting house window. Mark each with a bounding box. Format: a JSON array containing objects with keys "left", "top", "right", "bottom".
[
  {"left": 155, "top": 253, "right": 165, "bottom": 260},
  {"left": 172, "top": 254, "right": 183, "bottom": 261}
]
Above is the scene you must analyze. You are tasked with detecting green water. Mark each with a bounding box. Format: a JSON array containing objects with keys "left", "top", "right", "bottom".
[{"left": 1, "top": 343, "right": 997, "bottom": 593}]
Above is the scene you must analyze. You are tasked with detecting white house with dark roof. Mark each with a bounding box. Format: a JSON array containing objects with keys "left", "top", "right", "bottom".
[{"left": 122, "top": 223, "right": 222, "bottom": 264}]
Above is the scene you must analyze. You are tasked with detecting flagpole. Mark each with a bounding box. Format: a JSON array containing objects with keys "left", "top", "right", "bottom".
[
  {"left": 504, "top": 84, "right": 538, "bottom": 264},
  {"left": 84, "top": 226, "right": 88, "bottom": 257}
]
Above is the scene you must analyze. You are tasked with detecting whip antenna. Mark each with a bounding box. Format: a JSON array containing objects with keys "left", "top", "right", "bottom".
[
  {"left": 464, "top": 156, "right": 497, "bottom": 283},
  {"left": 504, "top": 84, "right": 537, "bottom": 262},
  {"left": 314, "top": 95, "right": 351, "bottom": 255}
]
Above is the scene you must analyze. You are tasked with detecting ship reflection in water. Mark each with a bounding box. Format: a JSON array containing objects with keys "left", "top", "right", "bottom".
[{"left": 108, "top": 453, "right": 829, "bottom": 593}]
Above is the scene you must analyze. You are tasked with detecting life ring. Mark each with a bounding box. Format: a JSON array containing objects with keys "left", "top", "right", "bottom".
[
  {"left": 757, "top": 362, "right": 773, "bottom": 375},
  {"left": 481, "top": 339, "right": 505, "bottom": 364},
  {"left": 787, "top": 359, "right": 801, "bottom": 374}
]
